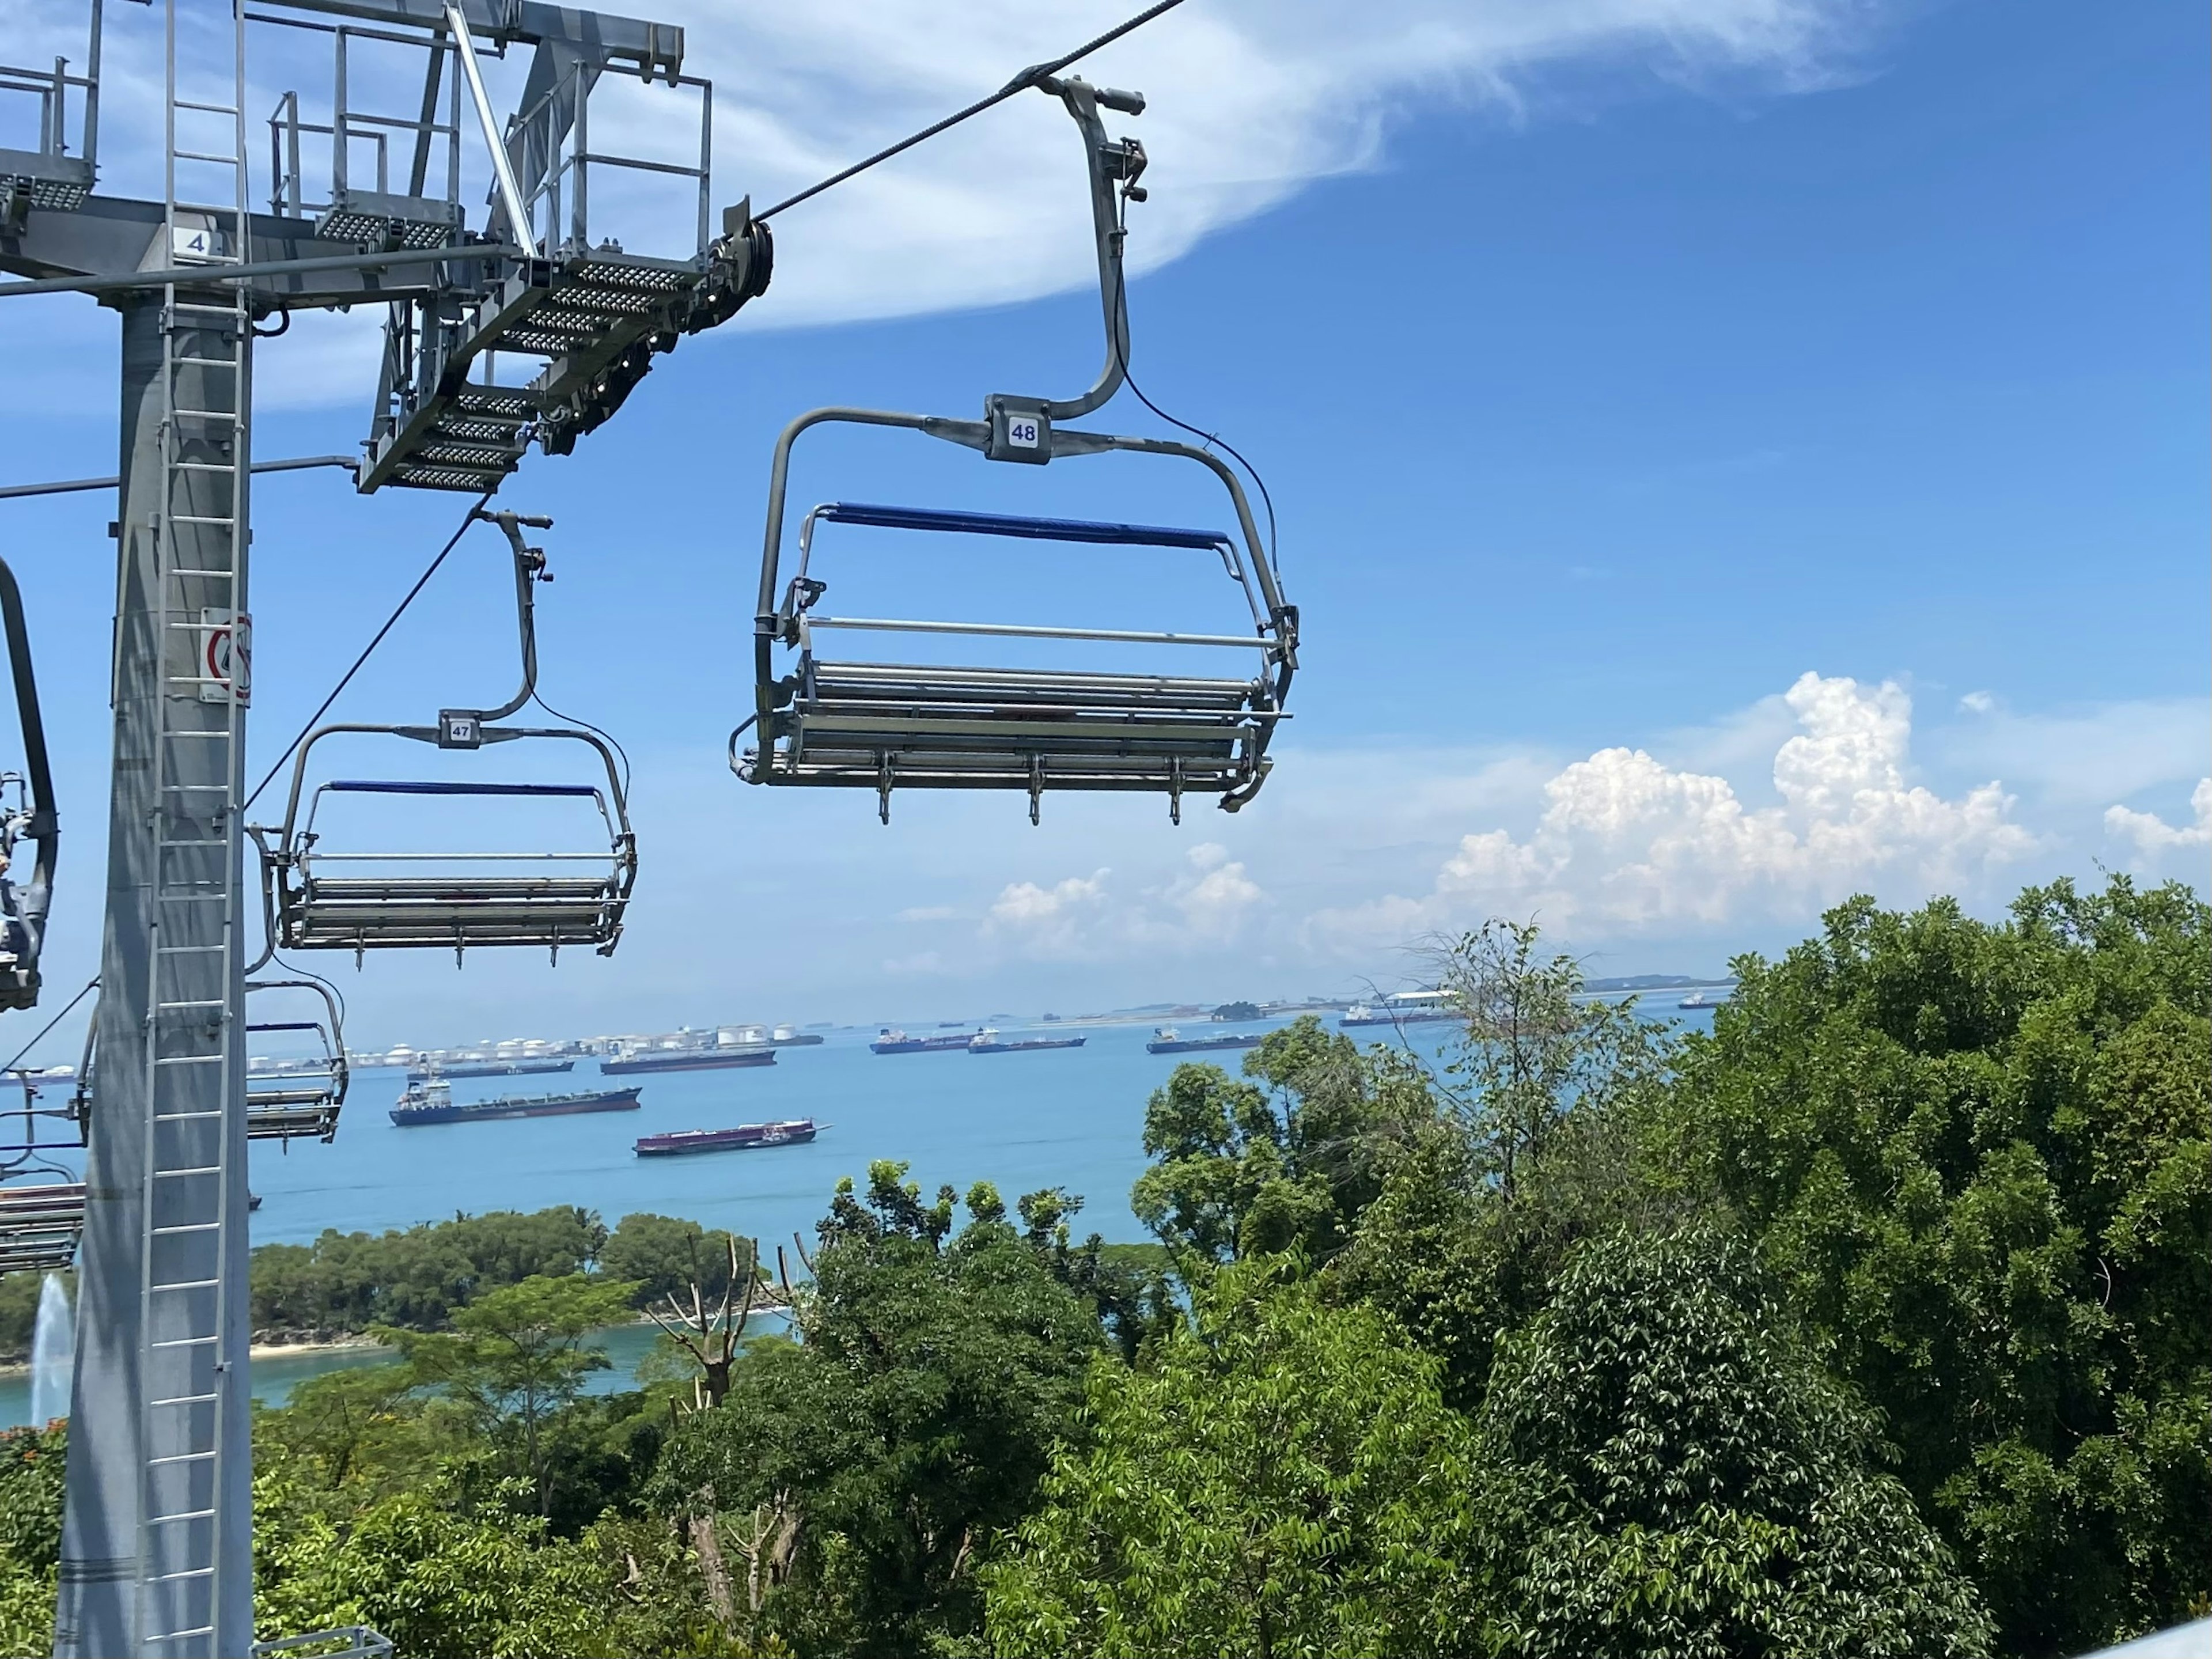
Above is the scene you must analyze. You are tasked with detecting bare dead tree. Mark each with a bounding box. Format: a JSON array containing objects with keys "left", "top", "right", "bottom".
[{"left": 645, "top": 1233, "right": 759, "bottom": 1408}]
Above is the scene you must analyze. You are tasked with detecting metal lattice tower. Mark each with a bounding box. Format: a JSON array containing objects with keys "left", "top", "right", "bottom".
[
  {"left": 135, "top": 0, "right": 253, "bottom": 1643},
  {"left": 55, "top": 4, "right": 256, "bottom": 1652}
]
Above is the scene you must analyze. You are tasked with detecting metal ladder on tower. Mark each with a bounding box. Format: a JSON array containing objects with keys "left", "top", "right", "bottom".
[{"left": 139, "top": 0, "right": 252, "bottom": 1648}]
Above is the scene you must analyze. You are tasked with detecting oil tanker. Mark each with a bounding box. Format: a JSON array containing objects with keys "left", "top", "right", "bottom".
[
  {"left": 390, "top": 1076, "right": 641, "bottom": 1127},
  {"left": 1145, "top": 1026, "right": 1267, "bottom": 1056},
  {"left": 634, "top": 1119, "right": 820, "bottom": 1157},
  {"left": 600, "top": 1047, "right": 776, "bottom": 1075}
]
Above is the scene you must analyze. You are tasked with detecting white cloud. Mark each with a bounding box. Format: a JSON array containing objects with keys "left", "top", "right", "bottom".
[
  {"left": 983, "top": 868, "right": 1115, "bottom": 959},
  {"left": 2105, "top": 779, "right": 2212, "bottom": 861},
  {"left": 0, "top": 0, "right": 1878, "bottom": 410},
  {"left": 1314, "top": 672, "right": 2038, "bottom": 946},
  {"left": 1959, "top": 690, "right": 1995, "bottom": 714}
]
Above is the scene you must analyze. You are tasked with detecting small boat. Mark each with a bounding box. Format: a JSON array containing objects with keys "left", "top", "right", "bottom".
[
  {"left": 390, "top": 1075, "right": 642, "bottom": 1127},
  {"left": 600, "top": 1046, "right": 777, "bottom": 1075},
  {"left": 407, "top": 1056, "right": 575, "bottom": 1082},
  {"left": 968, "top": 1028, "right": 1088, "bottom": 1054},
  {"left": 1146, "top": 1026, "right": 1267, "bottom": 1056},
  {"left": 248, "top": 1192, "right": 262, "bottom": 1212},
  {"left": 870, "top": 1028, "right": 975, "bottom": 1055},
  {"left": 634, "top": 1119, "right": 821, "bottom": 1158},
  {"left": 1677, "top": 990, "right": 1732, "bottom": 1010}
]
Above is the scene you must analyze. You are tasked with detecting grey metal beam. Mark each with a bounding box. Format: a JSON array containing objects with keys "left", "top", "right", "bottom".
[
  {"left": 260, "top": 0, "right": 684, "bottom": 78},
  {"left": 0, "top": 241, "right": 516, "bottom": 300},
  {"left": 0, "top": 456, "right": 356, "bottom": 501}
]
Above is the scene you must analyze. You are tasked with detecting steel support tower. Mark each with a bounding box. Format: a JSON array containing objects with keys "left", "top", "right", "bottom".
[{"left": 0, "top": 1, "right": 767, "bottom": 1651}]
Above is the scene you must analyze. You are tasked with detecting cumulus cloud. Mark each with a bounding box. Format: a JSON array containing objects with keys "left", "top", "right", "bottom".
[
  {"left": 983, "top": 869, "right": 1115, "bottom": 959},
  {"left": 1315, "top": 672, "right": 2037, "bottom": 945},
  {"left": 977, "top": 842, "right": 1267, "bottom": 960},
  {"left": 2104, "top": 779, "right": 2212, "bottom": 861}
]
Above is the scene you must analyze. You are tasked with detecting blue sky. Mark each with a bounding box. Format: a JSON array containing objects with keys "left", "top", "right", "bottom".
[{"left": 1, "top": 0, "right": 2205, "bottom": 1051}]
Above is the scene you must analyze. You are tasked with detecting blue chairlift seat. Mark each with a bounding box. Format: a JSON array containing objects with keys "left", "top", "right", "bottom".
[
  {"left": 744, "top": 502, "right": 1294, "bottom": 823},
  {"left": 263, "top": 736, "right": 637, "bottom": 957}
]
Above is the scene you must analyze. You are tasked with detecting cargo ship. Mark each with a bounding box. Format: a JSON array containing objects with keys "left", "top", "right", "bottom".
[
  {"left": 406, "top": 1056, "right": 575, "bottom": 1082},
  {"left": 634, "top": 1119, "right": 820, "bottom": 1158},
  {"left": 969, "top": 1028, "right": 1088, "bottom": 1054},
  {"left": 870, "top": 1028, "right": 975, "bottom": 1055},
  {"left": 389, "top": 1075, "right": 642, "bottom": 1127},
  {"left": 600, "top": 1046, "right": 776, "bottom": 1075},
  {"left": 770, "top": 1024, "right": 824, "bottom": 1047},
  {"left": 1146, "top": 1026, "right": 1267, "bottom": 1056},
  {"left": 1339, "top": 992, "right": 1456, "bottom": 1028}
]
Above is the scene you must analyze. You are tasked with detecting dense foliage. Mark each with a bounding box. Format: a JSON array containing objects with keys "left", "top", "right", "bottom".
[
  {"left": 1663, "top": 878, "right": 2211, "bottom": 1652},
  {"left": 248, "top": 1207, "right": 743, "bottom": 1338},
  {"left": 0, "top": 877, "right": 2197, "bottom": 1656}
]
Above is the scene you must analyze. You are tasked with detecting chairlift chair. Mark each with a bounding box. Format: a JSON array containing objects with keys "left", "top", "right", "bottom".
[
  {"left": 0, "top": 1069, "right": 84, "bottom": 1274},
  {"left": 0, "top": 1181, "right": 85, "bottom": 1275},
  {"left": 252, "top": 512, "right": 637, "bottom": 961},
  {"left": 244, "top": 979, "right": 349, "bottom": 1143},
  {"left": 0, "top": 559, "right": 57, "bottom": 1008},
  {"left": 735, "top": 77, "right": 1298, "bottom": 825}
]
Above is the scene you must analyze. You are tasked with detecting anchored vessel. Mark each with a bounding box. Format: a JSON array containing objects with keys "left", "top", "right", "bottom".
[
  {"left": 407, "top": 1056, "right": 575, "bottom": 1082},
  {"left": 770, "top": 1024, "right": 824, "bottom": 1047},
  {"left": 389, "top": 1075, "right": 642, "bottom": 1127},
  {"left": 969, "top": 1028, "right": 1088, "bottom": 1054},
  {"left": 1146, "top": 1026, "right": 1267, "bottom": 1056},
  {"left": 1340, "top": 991, "right": 1457, "bottom": 1028},
  {"left": 634, "top": 1118, "right": 820, "bottom": 1158},
  {"left": 870, "top": 1028, "right": 975, "bottom": 1055},
  {"left": 601, "top": 1046, "right": 777, "bottom": 1075}
]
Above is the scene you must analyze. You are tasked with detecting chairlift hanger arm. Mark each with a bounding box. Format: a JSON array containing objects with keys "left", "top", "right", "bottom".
[
  {"left": 0, "top": 559, "right": 57, "bottom": 971},
  {"left": 1022, "top": 74, "right": 1144, "bottom": 423},
  {"left": 453, "top": 507, "right": 552, "bottom": 724}
]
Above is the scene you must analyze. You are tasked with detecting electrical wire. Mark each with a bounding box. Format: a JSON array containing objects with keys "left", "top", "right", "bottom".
[
  {"left": 532, "top": 690, "right": 633, "bottom": 805},
  {"left": 2, "top": 975, "right": 98, "bottom": 1076},
  {"left": 754, "top": 0, "right": 1191, "bottom": 222},
  {"left": 1109, "top": 262, "right": 1282, "bottom": 578},
  {"left": 243, "top": 487, "right": 495, "bottom": 812}
]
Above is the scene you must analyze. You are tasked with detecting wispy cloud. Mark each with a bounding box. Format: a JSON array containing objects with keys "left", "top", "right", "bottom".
[{"left": 0, "top": 0, "right": 1885, "bottom": 410}]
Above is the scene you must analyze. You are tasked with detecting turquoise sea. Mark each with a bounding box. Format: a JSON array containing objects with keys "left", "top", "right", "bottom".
[{"left": 1, "top": 1001, "right": 1720, "bottom": 1427}]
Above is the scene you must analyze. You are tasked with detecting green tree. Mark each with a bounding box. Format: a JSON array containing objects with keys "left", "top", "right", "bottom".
[
  {"left": 253, "top": 1455, "right": 684, "bottom": 1659},
  {"left": 983, "top": 1262, "right": 1487, "bottom": 1658},
  {"left": 378, "top": 1272, "right": 637, "bottom": 1517},
  {"left": 1664, "top": 878, "right": 2211, "bottom": 1652},
  {"left": 1480, "top": 1227, "right": 1994, "bottom": 1657},
  {"left": 1334, "top": 923, "right": 1689, "bottom": 1404},
  {"left": 1132, "top": 1016, "right": 1430, "bottom": 1268},
  {"left": 657, "top": 1164, "right": 1102, "bottom": 1656},
  {"left": 603, "top": 1212, "right": 751, "bottom": 1310},
  {"left": 0, "top": 1422, "right": 66, "bottom": 1656}
]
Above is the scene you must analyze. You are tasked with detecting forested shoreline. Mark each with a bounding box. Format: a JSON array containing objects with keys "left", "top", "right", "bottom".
[{"left": 0, "top": 876, "right": 2200, "bottom": 1657}]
